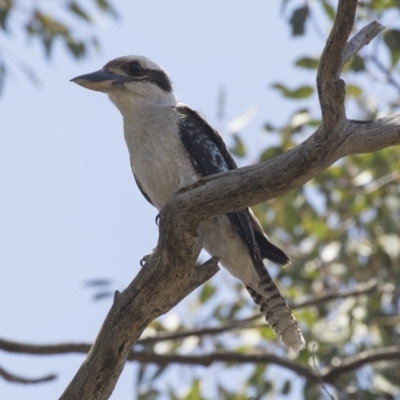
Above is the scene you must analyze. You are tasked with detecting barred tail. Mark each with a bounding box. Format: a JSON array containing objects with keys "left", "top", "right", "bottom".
[{"left": 245, "top": 271, "right": 305, "bottom": 352}]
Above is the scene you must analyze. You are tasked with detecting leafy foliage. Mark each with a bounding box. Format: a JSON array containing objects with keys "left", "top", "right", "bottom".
[
  {"left": 0, "top": 0, "right": 118, "bottom": 94},
  {"left": 271, "top": 83, "right": 314, "bottom": 99},
  {"left": 289, "top": 5, "right": 309, "bottom": 36}
]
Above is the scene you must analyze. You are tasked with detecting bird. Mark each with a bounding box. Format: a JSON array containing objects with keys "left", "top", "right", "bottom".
[{"left": 71, "top": 56, "right": 305, "bottom": 352}]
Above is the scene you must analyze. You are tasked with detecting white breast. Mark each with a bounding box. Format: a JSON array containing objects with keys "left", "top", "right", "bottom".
[{"left": 123, "top": 106, "right": 199, "bottom": 210}]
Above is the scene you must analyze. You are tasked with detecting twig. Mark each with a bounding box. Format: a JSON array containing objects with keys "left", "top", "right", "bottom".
[
  {"left": 137, "top": 321, "right": 264, "bottom": 345},
  {"left": 290, "top": 278, "right": 378, "bottom": 309},
  {"left": 312, "top": 345, "right": 334, "bottom": 400},
  {"left": 320, "top": 346, "right": 400, "bottom": 382},
  {"left": 342, "top": 21, "right": 385, "bottom": 67},
  {"left": 362, "top": 171, "right": 400, "bottom": 194},
  {"left": 367, "top": 54, "right": 400, "bottom": 93},
  {"left": 0, "top": 364, "right": 56, "bottom": 384}
]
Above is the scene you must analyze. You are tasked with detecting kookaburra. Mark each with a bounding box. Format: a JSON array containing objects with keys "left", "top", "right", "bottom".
[{"left": 71, "top": 56, "right": 305, "bottom": 352}]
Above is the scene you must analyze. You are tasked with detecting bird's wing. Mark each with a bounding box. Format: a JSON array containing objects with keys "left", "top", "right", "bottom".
[
  {"left": 175, "top": 104, "right": 289, "bottom": 271},
  {"left": 130, "top": 159, "right": 154, "bottom": 206},
  {"left": 249, "top": 209, "right": 290, "bottom": 266},
  {"left": 175, "top": 104, "right": 237, "bottom": 174}
]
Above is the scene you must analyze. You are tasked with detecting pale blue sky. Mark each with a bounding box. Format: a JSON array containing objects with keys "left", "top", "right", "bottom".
[{"left": 0, "top": 1, "right": 325, "bottom": 399}]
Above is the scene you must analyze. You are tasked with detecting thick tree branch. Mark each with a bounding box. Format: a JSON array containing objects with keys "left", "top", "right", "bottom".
[
  {"left": 59, "top": 256, "right": 219, "bottom": 400},
  {"left": 58, "top": 1, "right": 400, "bottom": 398}
]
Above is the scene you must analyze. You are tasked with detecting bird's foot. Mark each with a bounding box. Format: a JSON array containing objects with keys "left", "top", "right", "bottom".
[{"left": 140, "top": 250, "right": 155, "bottom": 267}]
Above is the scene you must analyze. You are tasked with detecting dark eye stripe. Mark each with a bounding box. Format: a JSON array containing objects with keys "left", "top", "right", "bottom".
[
  {"left": 126, "top": 69, "right": 172, "bottom": 92},
  {"left": 145, "top": 70, "right": 172, "bottom": 92},
  {"left": 104, "top": 58, "right": 173, "bottom": 92}
]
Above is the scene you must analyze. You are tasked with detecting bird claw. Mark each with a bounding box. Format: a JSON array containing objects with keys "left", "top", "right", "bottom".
[
  {"left": 155, "top": 213, "right": 160, "bottom": 225},
  {"left": 140, "top": 251, "right": 155, "bottom": 267}
]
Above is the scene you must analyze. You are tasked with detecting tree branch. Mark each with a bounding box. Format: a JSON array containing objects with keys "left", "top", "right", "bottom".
[
  {"left": 321, "top": 346, "right": 400, "bottom": 382},
  {"left": 342, "top": 21, "right": 385, "bottom": 67},
  {"left": 0, "top": 278, "right": 379, "bottom": 362},
  {"left": 316, "top": 0, "right": 356, "bottom": 132},
  {"left": 1, "top": 337, "right": 398, "bottom": 386},
  {"left": 57, "top": 1, "right": 399, "bottom": 398},
  {"left": 367, "top": 53, "right": 400, "bottom": 93},
  {"left": 290, "top": 278, "right": 378, "bottom": 310},
  {"left": 0, "top": 365, "right": 56, "bottom": 384},
  {"left": 59, "top": 256, "right": 219, "bottom": 400}
]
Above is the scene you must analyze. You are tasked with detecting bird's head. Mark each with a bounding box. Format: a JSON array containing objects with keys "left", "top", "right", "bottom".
[{"left": 71, "top": 56, "right": 176, "bottom": 113}]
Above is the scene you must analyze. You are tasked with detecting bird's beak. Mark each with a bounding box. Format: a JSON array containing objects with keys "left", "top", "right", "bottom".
[{"left": 70, "top": 69, "right": 126, "bottom": 92}]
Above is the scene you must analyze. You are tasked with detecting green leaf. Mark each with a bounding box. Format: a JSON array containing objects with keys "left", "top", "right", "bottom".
[
  {"left": 282, "top": 380, "right": 292, "bottom": 394},
  {"left": 225, "top": 298, "right": 245, "bottom": 319},
  {"left": 295, "top": 56, "right": 320, "bottom": 69},
  {"left": 186, "top": 380, "right": 201, "bottom": 400},
  {"left": 321, "top": 0, "right": 336, "bottom": 21},
  {"left": 93, "top": 291, "right": 113, "bottom": 300},
  {"left": 96, "top": 0, "right": 119, "bottom": 18},
  {"left": 346, "top": 84, "right": 362, "bottom": 97},
  {"left": 271, "top": 83, "right": 314, "bottom": 99},
  {"left": 229, "top": 134, "right": 246, "bottom": 158},
  {"left": 151, "top": 365, "right": 167, "bottom": 382},
  {"left": 138, "top": 390, "right": 158, "bottom": 400},
  {"left": 289, "top": 6, "right": 309, "bottom": 36},
  {"left": 137, "top": 364, "right": 147, "bottom": 385},
  {"left": 303, "top": 217, "right": 329, "bottom": 238},
  {"left": 0, "top": 0, "right": 12, "bottom": 31},
  {"left": 43, "top": 36, "right": 53, "bottom": 57},
  {"left": 369, "top": 0, "right": 400, "bottom": 10},
  {"left": 307, "top": 119, "right": 321, "bottom": 127},
  {"left": 263, "top": 122, "right": 275, "bottom": 132},
  {"left": 349, "top": 55, "right": 365, "bottom": 72},
  {"left": 218, "top": 385, "right": 248, "bottom": 400},
  {"left": 84, "top": 279, "right": 111, "bottom": 286},
  {"left": 247, "top": 364, "right": 267, "bottom": 386},
  {"left": 259, "top": 147, "right": 282, "bottom": 162},
  {"left": 66, "top": 40, "right": 86, "bottom": 58},
  {"left": 68, "top": 2, "right": 91, "bottom": 22},
  {"left": 384, "top": 29, "right": 400, "bottom": 66},
  {"left": 167, "top": 388, "right": 180, "bottom": 400},
  {"left": 280, "top": 0, "right": 292, "bottom": 13},
  {"left": 199, "top": 282, "right": 216, "bottom": 303}
]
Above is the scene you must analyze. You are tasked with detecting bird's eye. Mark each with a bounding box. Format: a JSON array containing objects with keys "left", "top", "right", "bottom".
[{"left": 127, "top": 61, "right": 144, "bottom": 76}]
